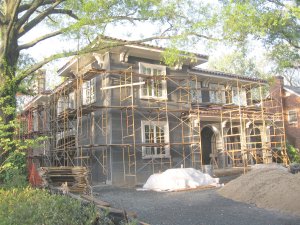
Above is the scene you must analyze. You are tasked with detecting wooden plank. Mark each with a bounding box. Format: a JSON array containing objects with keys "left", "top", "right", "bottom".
[
  {"left": 81, "top": 194, "right": 110, "bottom": 207},
  {"left": 172, "top": 185, "right": 216, "bottom": 192},
  {"left": 96, "top": 205, "right": 137, "bottom": 218}
]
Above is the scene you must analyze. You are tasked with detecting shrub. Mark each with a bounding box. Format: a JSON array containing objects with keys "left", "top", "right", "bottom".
[
  {"left": 0, "top": 188, "right": 111, "bottom": 225},
  {"left": 0, "top": 150, "right": 28, "bottom": 188},
  {"left": 287, "top": 143, "right": 300, "bottom": 163}
]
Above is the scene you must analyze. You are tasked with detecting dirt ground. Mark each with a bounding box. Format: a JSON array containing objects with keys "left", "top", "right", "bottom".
[
  {"left": 218, "top": 165, "right": 300, "bottom": 216},
  {"left": 92, "top": 185, "right": 300, "bottom": 225}
]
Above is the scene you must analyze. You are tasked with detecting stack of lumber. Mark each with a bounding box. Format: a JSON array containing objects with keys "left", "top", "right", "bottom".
[{"left": 39, "top": 166, "right": 89, "bottom": 194}]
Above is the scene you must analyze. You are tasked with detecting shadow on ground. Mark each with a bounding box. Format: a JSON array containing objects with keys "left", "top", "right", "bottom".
[{"left": 93, "top": 186, "right": 300, "bottom": 225}]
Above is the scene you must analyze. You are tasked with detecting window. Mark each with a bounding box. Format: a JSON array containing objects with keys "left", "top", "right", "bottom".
[
  {"left": 209, "top": 83, "right": 225, "bottom": 104},
  {"left": 190, "top": 81, "right": 202, "bottom": 103},
  {"left": 57, "top": 97, "right": 68, "bottom": 114},
  {"left": 288, "top": 110, "right": 298, "bottom": 124},
  {"left": 33, "top": 110, "right": 38, "bottom": 132},
  {"left": 139, "top": 62, "right": 167, "bottom": 99},
  {"left": 82, "top": 78, "right": 96, "bottom": 105},
  {"left": 69, "top": 92, "right": 76, "bottom": 109},
  {"left": 141, "top": 121, "right": 170, "bottom": 159},
  {"left": 232, "top": 87, "right": 247, "bottom": 106}
]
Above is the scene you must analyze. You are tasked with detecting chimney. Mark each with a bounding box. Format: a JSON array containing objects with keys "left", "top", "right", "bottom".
[
  {"left": 274, "top": 76, "right": 284, "bottom": 87},
  {"left": 269, "top": 76, "right": 284, "bottom": 107},
  {"left": 34, "top": 70, "right": 46, "bottom": 94}
]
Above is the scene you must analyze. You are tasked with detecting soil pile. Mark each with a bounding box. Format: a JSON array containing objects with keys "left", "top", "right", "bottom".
[{"left": 218, "top": 164, "right": 300, "bottom": 216}]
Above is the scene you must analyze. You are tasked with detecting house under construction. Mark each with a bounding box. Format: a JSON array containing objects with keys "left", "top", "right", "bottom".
[{"left": 19, "top": 37, "right": 289, "bottom": 187}]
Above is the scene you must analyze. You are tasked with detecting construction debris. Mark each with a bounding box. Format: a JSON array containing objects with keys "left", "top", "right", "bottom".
[
  {"left": 218, "top": 164, "right": 300, "bottom": 216},
  {"left": 39, "top": 166, "right": 89, "bottom": 194},
  {"left": 68, "top": 192, "right": 139, "bottom": 225}
]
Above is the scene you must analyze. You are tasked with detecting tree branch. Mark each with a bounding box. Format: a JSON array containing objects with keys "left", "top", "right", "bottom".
[
  {"left": 186, "top": 32, "right": 221, "bottom": 41},
  {"left": 17, "top": 0, "right": 58, "bottom": 13},
  {"left": 286, "top": 39, "right": 300, "bottom": 49},
  {"left": 49, "top": 8, "right": 78, "bottom": 20},
  {"left": 18, "top": 0, "right": 63, "bottom": 37},
  {"left": 15, "top": 35, "right": 176, "bottom": 85},
  {"left": 16, "top": 0, "right": 45, "bottom": 29},
  {"left": 17, "top": 30, "right": 63, "bottom": 51},
  {"left": 109, "top": 15, "right": 148, "bottom": 24}
]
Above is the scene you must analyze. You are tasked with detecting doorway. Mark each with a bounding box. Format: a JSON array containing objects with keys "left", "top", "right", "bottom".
[{"left": 201, "top": 126, "right": 215, "bottom": 164}]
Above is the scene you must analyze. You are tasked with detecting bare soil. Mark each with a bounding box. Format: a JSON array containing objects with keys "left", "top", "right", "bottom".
[{"left": 218, "top": 165, "right": 300, "bottom": 216}]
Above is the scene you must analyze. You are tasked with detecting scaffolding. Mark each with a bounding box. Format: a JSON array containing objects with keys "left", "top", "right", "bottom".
[{"left": 18, "top": 65, "right": 289, "bottom": 187}]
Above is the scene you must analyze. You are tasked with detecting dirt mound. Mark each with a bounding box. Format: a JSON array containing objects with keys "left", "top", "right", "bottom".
[{"left": 218, "top": 165, "right": 300, "bottom": 216}]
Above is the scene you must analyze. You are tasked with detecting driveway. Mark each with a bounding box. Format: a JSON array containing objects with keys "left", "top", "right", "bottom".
[{"left": 93, "top": 186, "right": 300, "bottom": 225}]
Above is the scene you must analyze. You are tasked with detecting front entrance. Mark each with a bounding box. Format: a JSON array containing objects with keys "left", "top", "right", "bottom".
[{"left": 201, "top": 126, "right": 215, "bottom": 165}]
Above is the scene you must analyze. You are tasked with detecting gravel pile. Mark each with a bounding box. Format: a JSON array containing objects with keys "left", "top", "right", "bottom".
[{"left": 218, "top": 164, "right": 300, "bottom": 216}]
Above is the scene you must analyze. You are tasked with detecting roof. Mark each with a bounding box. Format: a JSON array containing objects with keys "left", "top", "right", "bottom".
[
  {"left": 284, "top": 85, "right": 300, "bottom": 97},
  {"left": 189, "top": 68, "right": 267, "bottom": 83},
  {"left": 57, "top": 35, "right": 209, "bottom": 75},
  {"left": 95, "top": 35, "right": 209, "bottom": 59}
]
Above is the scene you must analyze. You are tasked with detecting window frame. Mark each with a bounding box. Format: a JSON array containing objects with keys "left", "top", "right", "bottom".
[
  {"left": 69, "top": 92, "right": 76, "bottom": 109},
  {"left": 288, "top": 110, "right": 298, "bottom": 124},
  {"left": 209, "top": 83, "right": 226, "bottom": 104},
  {"left": 141, "top": 120, "right": 170, "bottom": 159},
  {"left": 82, "top": 78, "right": 96, "bottom": 105},
  {"left": 33, "top": 110, "right": 39, "bottom": 132},
  {"left": 232, "top": 86, "right": 247, "bottom": 106},
  {"left": 57, "top": 96, "right": 68, "bottom": 114},
  {"left": 139, "top": 62, "right": 167, "bottom": 100},
  {"left": 190, "top": 80, "right": 202, "bottom": 103}
]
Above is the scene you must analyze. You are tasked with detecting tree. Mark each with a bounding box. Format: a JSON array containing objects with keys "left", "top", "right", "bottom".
[
  {"left": 220, "top": 0, "right": 300, "bottom": 85},
  {"left": 207, "top": 48, "right": 267, "bottom": 79},
  {"left": 0, "top": 0, "right": 219, "bottom": 179}
]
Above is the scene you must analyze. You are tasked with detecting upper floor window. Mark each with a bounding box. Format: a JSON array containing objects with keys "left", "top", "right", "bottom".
[
  {"left": 57, "top": 96, "right": 68, "bottom": 114},
  {"left": 232, "top": 87, "right": 247, "bottom": 106},
  {"left": 82, "top": 78, "right": 96, "bottom": 105},
  {"left": 288, "top": 110, "right": 298, "bottom": 124},
  {"left": 190, "top": 81, "right": 202, "bottom": 103},
  {"left": 139, "top": 62, "right": 167, "bottom": 99},
  {"left": 141, "top": 120, "right": 170, "bottom": 159},
  {"left": 69, "top": 92, "right": 76, "bottom": 109},
  {"left": 209, "top": 83, "right": 226, "bottom": 104},
  {"left": 33, "top": 110, "right": 38, "bottom": 132}
]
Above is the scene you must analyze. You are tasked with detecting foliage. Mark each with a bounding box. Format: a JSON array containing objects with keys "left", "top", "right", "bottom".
[
  {"left": 0, "top": 187, "right": 107, "bottom": 225},
  {"left": 207, "top": 48, "right": 268, "bottom": 79},
  {"left": 0, "top": 150, "right": 27, "bottom": 188},
  {"left": 287, "top": 143, "right": 300, "bottom": 163},
  {"left": 0, "top": 117, "right": 46, "bottom": 187},
  {"left": 220, "top": 0, "right": 300, "bottom": 85}
]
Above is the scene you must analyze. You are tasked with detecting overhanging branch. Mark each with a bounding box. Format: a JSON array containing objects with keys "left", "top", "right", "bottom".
[
  {"left": 17, "top": 30, "right": 63, "bottom": 51},
  {"left": 18, "top": 0, "right": 63, "bottom": 37},
  {"left": 16, "top": 0, "right": 45, "bottom": 30},
  {"left": 15, "top": 32, "right": 217, "bottom": 85},
  {"left": 50, "top": 9, "right": 78, "bottom": 20},
  {"left": 18, "top": 0, "right": 59, "bottom": 13},
  {"left": 15, "top": 35, "right": 175, "bottom": 85}
]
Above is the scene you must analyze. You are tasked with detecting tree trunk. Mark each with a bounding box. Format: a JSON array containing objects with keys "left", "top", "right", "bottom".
[{"left": 0, "top": 22, "right": 20, "bottom": 162}]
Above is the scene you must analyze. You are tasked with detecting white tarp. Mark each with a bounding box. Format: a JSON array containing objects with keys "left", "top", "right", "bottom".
[{"left": 142, "top": 168, "right": 220, "bottom": 192}]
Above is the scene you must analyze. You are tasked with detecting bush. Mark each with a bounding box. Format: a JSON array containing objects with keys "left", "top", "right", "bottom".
[
  {"left": 0, "top": 188, "right": 111, "bottom": 225},
  {"left": 287, "top": 143, "right": 300, "bottom": 163},
  {"left": 0, "top": 150, "right": 28, "bottom": 188}
]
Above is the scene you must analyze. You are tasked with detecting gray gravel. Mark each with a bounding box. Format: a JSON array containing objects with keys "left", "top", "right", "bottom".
[{"left": 93, "top": 186, "right": 300, "bottom": 225}]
